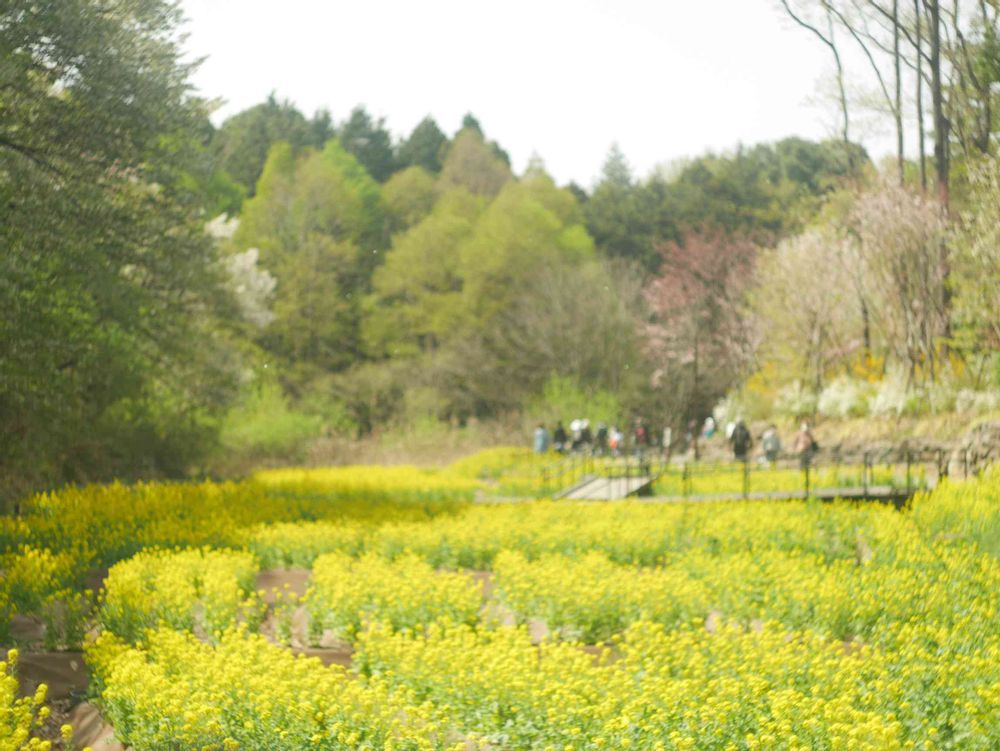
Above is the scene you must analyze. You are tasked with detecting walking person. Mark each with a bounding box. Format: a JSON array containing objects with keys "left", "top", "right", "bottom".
[
  {"left": 609, "top": 425, "right": 623, "bottom": 457},
  {"left": 580, "top": 419, "right": 593, "bottom": 453},
  {"left": 553, "top": 421, "right": 568, "bottom": 454},
  {"left": 793, "top": 422, "right": 818, "bottom": 469},
  {"left": 533, "top": 423, "right": 550, "bottom": 454},
  {"left": 633, "top": 419, "right": 648, "bottom": 458},
  {"left": 570, "top": 419, "right": 583, "bottom": 453},
  {"left": 595, "top": 422, "right": 609, "bottom": 455},
  {"left": 761, "top": 424, "right": 781, "bottom": 466},
  {"left": 729, "top": 419, "right": 752, "bottom": 463}
]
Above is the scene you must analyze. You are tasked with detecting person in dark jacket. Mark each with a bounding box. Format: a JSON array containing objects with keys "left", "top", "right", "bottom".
[
  {"left": 730, "top": 419, "right": 752, "bottom": 462},
  {"left": 553, "top": 421, "right": 568, "bottom": 454},
  {"left": 595, "top": 423, "right": 609, "bottom": 455}
]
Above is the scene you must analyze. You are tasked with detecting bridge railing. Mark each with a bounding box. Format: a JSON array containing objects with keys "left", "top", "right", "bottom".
[
  {"left": 536, "top": 447, "right": 946, "bottom": 500},
  {"left": 648, "top": 448, "right": 939, "bottom": 501},
  {"left": 523, "top": 445, "right": 956, "bottom": 501}
]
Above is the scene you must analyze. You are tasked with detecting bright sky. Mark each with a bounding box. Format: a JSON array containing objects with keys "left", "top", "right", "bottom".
[{"left": 178, "top": 0, "right": 892, "bottom": 187}]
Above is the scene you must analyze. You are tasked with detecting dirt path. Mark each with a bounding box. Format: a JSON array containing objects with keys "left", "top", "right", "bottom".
[{"left": 70, "top": 702, "right": 126, "bottom": 751}]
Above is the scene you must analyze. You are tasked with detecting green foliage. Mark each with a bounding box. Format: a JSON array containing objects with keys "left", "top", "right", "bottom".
[
  {"left": 585, "top": 145, "right": 664, "bottom": 273},
  {"left": 263, "top": 233, "right": 362, "bottom": 373},
  {"left": 219, "top": 378, "right": 323, "bottom": 459},
  {"left": 382, "top": 165, "right": 439, "bottom": 233},
  {"left": 0, "top": 0, "right": 243, "bottom": 500},
  {"left": 398, "top": 116, "right": 449, "bottom": 173},
  {"left": 530, "top": 376, "right": 621, "bottom": 426},
  {"left": 211, "top": 94, "right": 333, "bottom": 194},
  {"left": 204, "top": 169, "right": 248, "bottom": 216},
  {"left": 230, "top": 141, "right": 297, "bottom": 258},
  {"left": 5, "top": 0, "right": 947, "bottom": 487},
  {"left": 439, "top": 128, "right": 512, "bottom": 197},
  {"left": 442, "top": 259, "right": 644, "bottom": 417},
  {"left": 232, "top": 139, "right": 387, "bottom": 377},
  {"left": 458, "top": 173, "right": 595, "bottom": 324},
  {"left": 339, "top": 106, "right": 397, "bottom": 182},
  {"left": 663, "top": 139, "right": 868, "bottom": 236},
  {"left": 366, "top": 168, "right": 615, "bottom": 420},
  {"left": 585, "top": 138, "right": 870, "bottom": 276},
  {"left": 309, "top": 139, "right": 387, "bottom": 254},
  {"left": 364, "top": 189, "right": 484, "bottom": 358}
]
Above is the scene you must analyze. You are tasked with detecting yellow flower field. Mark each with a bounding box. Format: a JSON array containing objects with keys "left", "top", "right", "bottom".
[{"left": 3, "top": 450, "right": 999, "bottom": 750}]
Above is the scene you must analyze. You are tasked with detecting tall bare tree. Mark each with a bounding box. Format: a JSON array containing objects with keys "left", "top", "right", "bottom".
[
  {"left": 780, "top": 1, "right": 853, "bottom": 145},
  {"left": 926, "top": 0, "right": 951, "bottom": 207},
  {"left": 915, "top": 0, "right": 928, "bottom": 190}
]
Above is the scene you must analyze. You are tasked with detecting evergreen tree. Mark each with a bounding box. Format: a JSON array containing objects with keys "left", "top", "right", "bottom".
[
  {"left": 398, "top": 116, "right": 448, "bottom": 173},
  {"left": 339, "top": 106, "right": 397, "bottom": 182}
]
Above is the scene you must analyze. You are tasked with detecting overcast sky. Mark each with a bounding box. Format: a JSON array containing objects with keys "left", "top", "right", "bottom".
[{"left": 178, "top": 0, "right": 893, "bottom": 187}]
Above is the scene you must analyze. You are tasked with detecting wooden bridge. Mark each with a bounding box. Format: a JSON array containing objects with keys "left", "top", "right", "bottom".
[{"left": 556, "top": 474, "right": 654, "bottom": 500}]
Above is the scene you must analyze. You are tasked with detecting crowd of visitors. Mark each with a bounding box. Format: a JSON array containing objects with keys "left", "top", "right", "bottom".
[
  {"left": 534, "top": 416, "right": 821, "bottom": 467},
  {"left": 533, "top": 417, "right": 665, "bottom": 457}
]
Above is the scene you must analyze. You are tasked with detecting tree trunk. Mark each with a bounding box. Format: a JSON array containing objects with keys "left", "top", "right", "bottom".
[
  {"left": 925, "top": 0, "right": 951, "bottom": 351},
  {"left": 894, "top": 0, "right": 905, "bottom": 185},
  {"left": 915, "top": 0, "right": 927, "bottom": 191},
  {"left": 861, "top": 296, "right": 872, "bottom": 356},
  {"left": 927, "top": 0, "right": 949, "bottom": 208},
  {"left": 827, "top": 7, "right": 851, "bottom": 146}
]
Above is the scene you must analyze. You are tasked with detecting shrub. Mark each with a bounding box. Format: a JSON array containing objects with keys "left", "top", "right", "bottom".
[
  {"left": 817, "top": 377, "right": 875, "bottom": 418},
  {"left": 774, "top": 381, "right": 818, "bottom": 418}
]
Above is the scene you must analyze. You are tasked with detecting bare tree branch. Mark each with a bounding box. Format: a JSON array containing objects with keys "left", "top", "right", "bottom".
[
  {"left": 779, "top": 0, "right": 852, "bottom": 142},
  {"left": 826, "top": 1, "right": 898, "bottom": 113}
]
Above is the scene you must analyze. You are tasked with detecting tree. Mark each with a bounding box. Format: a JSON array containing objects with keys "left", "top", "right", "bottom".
[
  {"left": 927, "top": 0, "right": 950, "bottom": 205},
  {"left": 211, "top": 94, "right": 332, "bottom": 194},
  {"left": 644, "top": 232, "right": 759, "bottom": 421},
  {"left": 658, "top": 140, "right": 868, "bottom": 242},
  {"left": 382, "top": 165, "right": 439, "bottom": 233},
  {"left": 1, "top": 0, "right": 241, "bottom": 499},
  {"left": 456, "top": 172, "right": 595, "bottom": 326},
  {"left": 338, "top": 106, "right": 397, "bottom": 182},
  {"left": 398, "top": 116, "right": 448, "bottom": 173},
  {"left": 232, "top": 140, "right": 387, "bottom": 377},
  {"left": 776, "top": 0, "right": 1000, "bottom": 208},
  {"left": 779, "top": 0, "right": 852, "bottom": 146},
  {"left": 433, "top": 261, "right": 643, "bottom": 416},
  {"left": 461, "top": 113, "right": 484, "bottom": 134},
  {"left": 457, "top": 113, "right": 512, "bottom": 165},
  {"left": 953, "top": 153, "right": 1000, "bottom": 363},
  {"left": 945, "top": 1, "right": 999, "bottom": 162},
  {"left": 363, "top": 189, "right": 484, "bottom": 358},
  {"left": 438, "top": 128, "right": 512, "bottom": 197},
  {"left": 364, "top": 169, "right": 600, "bottom": 419},
  {"left": 751, "top": 229, "right": 861, "bottom": 396},
  {"left": 263, "top": 234, "right": 364, "bottom": 375},
  {"left": 584, "top": 145, "right": 663, "bottom": 273},
  {"left": 850, "top": 180, "right": 950, "bottom": 380}
]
